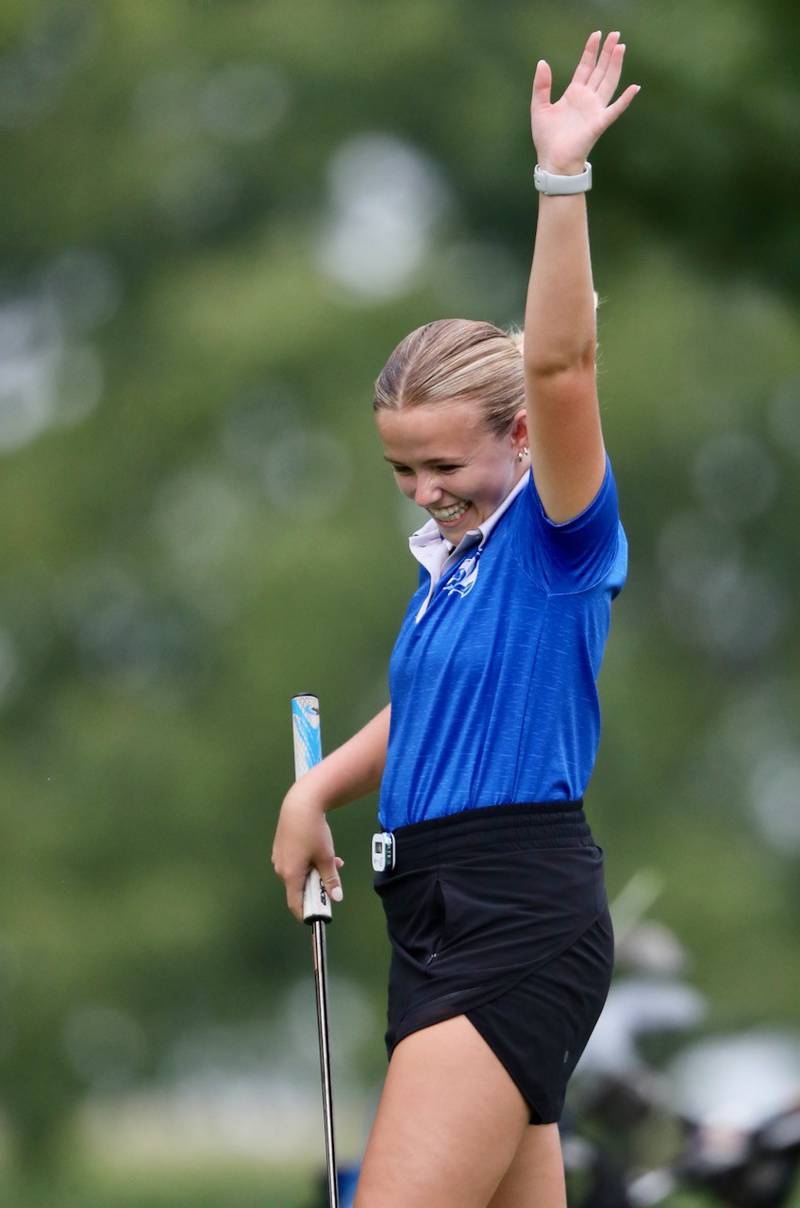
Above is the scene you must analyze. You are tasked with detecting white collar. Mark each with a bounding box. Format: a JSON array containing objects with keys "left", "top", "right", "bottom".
[
  {"left": 409, "top": 468, "right": 530, "bottom": 558},
  {"left": 407, "top": 470, "right": 530, "bottom": 619}
]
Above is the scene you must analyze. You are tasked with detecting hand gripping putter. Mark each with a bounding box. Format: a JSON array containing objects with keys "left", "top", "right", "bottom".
[{"left": 291, "top": 693, "right": 339, "bottom": 1208}]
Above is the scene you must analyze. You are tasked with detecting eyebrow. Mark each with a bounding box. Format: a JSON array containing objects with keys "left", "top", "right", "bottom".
[{"left": 382, "top": 455, "right": 465, "bottom": 466}]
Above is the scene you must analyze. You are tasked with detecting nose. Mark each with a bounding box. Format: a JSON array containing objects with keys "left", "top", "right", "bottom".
[{"left": 413, "top": 473, "right": 443, "bottom": 508}]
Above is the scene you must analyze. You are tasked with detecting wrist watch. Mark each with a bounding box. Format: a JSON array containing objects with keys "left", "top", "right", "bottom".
[{"left": 533, "top": 162, "right": 592, "bottom": 195}]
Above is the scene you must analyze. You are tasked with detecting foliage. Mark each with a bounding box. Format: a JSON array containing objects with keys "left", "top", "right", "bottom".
[{"left": 0, "top": 0, "right": 798, "bottom": 1184}]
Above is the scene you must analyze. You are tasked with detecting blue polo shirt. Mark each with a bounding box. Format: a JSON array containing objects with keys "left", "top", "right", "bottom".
[{"left": 378, "top": 459, "right": 627, "bottom": 830}]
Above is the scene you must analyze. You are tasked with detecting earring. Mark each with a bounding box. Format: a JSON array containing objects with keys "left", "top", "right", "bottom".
[{"left": 517, "top": 446, "right": 529, "bottom": 462}]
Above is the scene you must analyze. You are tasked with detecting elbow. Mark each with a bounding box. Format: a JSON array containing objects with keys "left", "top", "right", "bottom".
[{"left": 525, "top": 339, "right": 597, "bottom": 379}]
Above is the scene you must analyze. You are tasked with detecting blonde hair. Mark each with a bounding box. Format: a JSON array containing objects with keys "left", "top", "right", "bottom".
[{"left": 373, "top": 319, "right": 525, "bottom": 438}]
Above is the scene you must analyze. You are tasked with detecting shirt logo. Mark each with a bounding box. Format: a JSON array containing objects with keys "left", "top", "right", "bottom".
[{"left": 443, "top": 552, "right": 481, "bottom": 599}]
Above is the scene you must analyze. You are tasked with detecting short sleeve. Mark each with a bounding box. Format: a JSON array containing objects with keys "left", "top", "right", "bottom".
[{"left": 516, "top": 456, "right": 626, "bottom": 596}]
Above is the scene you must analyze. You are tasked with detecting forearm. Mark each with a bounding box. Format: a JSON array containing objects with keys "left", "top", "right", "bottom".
[
  {"left": 525, "top": 179, "right": 596, "bottom": 377},
  {"left": 290, "top": 704, "right": 390, "bottom": 812}
]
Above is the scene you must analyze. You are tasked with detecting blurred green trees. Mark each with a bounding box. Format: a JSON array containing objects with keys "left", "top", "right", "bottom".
[{"left": 0, "top": 0, "right": 798, "bottom": 1184}]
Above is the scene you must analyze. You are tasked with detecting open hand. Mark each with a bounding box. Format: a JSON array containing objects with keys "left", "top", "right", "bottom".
[{"left": 531, "top": 31, "right": 639, "bottom": 175}]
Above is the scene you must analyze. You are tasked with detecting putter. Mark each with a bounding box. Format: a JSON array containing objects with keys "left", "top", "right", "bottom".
[{"left": 291, "top": 693, "right": 339, "bottom": 1208}]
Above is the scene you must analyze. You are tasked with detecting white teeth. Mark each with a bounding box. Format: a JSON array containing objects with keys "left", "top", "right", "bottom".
[{"left": 430, "top": 502, "right": 468, "bottom": 521}]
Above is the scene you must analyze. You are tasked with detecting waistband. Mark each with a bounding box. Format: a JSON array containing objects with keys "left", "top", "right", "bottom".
[{"left": 375, "top": 801, "right": 592, "bottom": 873}]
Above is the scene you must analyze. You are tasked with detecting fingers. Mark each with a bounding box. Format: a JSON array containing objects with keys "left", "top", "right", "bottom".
[
  {"left": 572, "top": 30, "right": 602, "bottom": 86},
  {"left": 322, "top": 856, "right": 344, "bottom": 903},
  {"left": 531, "top": 58, "right": 552, "bottom": 111},
  {"left": 596, "top": 40, "right": 626, "bottom": 106},
  {"left": 585, "top": 32, "right": 640, "bottom": 121},
  {"left": 548, "top": 32, "right": 637, "bottom": 116},
  {"left": 285, "top": 872, "right": 307, "bottom": 922},
  {"left": 601, "top": 82, "right": 641, "bottom": 129},
  {"left": 589, "top": 31, "right": 621, "bottom": 93},
  {"left": 282, "top": 857, "right": 345, "bottom": 922}
]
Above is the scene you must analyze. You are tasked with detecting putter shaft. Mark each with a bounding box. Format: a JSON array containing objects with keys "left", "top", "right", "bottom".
[
  {"left": 291, "top": 694, "right": 339, "bottom": 1208},
  {"left": 312, "top": 919, "right": 339, "bottom": 1208}
]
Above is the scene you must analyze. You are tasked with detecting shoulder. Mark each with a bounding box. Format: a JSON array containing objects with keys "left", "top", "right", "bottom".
[{"left": 511, "top": 458, "right": 626, "bottom": 595}]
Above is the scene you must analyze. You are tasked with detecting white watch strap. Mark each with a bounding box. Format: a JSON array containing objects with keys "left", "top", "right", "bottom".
[{"left": 533, "top": 162, "right": 592, "bottom": 195}]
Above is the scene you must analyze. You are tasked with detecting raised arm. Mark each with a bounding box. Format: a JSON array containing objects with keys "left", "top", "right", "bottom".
[{"left": 524, "top": 31, "right": 639, "bottom": 523}]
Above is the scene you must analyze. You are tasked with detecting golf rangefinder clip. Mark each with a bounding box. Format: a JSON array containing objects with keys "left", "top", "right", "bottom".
[{"left": 371, "top": 831, "right": 396, "bottom": 872}]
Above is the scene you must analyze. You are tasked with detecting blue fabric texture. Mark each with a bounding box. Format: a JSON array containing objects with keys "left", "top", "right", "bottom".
[{"left": 378, "top": 459, "right": 627, "bottom": 830}]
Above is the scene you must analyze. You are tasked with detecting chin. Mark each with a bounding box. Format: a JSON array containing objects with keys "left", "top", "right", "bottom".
[{"left": 442, "top": 524, "right": 467, "bottom": 542}]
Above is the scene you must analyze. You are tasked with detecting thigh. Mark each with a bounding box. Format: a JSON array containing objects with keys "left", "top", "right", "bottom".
[
  {"left": 355, "top": 1015, "right": 530, "bottom": 1208},
  {"left": 486, "top": 1123, "right": 566, "bottom": 1208}
]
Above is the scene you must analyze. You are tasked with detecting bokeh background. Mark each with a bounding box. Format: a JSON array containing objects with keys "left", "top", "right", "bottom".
[{"left": 1, "top": 0, "right": 798, "bottom": 1204}]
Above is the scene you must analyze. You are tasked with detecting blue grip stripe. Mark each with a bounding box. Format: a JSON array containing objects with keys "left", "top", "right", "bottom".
[{"left": 292, "top": 694, "right": 322, "bottom": 777}]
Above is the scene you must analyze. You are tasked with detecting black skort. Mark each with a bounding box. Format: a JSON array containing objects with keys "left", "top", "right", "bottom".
[{"left": 373, "top": 801, "right": 614, "bottom": 1125}]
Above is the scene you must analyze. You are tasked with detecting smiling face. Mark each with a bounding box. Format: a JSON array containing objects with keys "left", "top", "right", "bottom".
[{"left": 376, "top": 400, "right": 529, "bottom": 544}]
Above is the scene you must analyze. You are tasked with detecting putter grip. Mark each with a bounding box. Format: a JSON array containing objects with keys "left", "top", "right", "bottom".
[{"left": 291, "top": 694, "right": 333, "bottom": 924}]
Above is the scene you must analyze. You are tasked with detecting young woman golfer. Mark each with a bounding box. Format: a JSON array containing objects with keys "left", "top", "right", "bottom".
[{"left": 273, "top": 31, "right": 639, "bottom": 1208}]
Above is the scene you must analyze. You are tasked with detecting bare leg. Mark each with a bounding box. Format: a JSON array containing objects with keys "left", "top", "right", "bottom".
[
  {"left": 487, "top": 1123, "right": 566, "bottom": 1208},
  {"left": 355, "top": 1015, "right": 530, "bottom": 1208}
]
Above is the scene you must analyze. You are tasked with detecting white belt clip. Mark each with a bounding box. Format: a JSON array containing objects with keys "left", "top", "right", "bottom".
[{"left": 371, "top": 831, "right": 396, "bottom": 872}]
